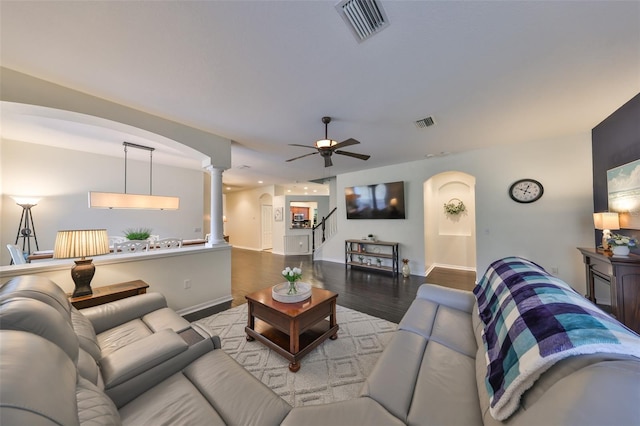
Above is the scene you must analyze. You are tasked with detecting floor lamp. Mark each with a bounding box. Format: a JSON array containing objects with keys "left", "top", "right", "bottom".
[{"left": 12, "top": 197, "right": 41, "bottom": 257}]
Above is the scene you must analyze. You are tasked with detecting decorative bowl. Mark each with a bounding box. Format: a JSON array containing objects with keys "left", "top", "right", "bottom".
[{"left": 272, "top": 282, "right": 312, "bottom": 303}]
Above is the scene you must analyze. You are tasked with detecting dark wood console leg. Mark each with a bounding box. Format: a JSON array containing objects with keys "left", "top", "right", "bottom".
[{"left": 289, "top": 361, "right": 300, "bottom": 372}]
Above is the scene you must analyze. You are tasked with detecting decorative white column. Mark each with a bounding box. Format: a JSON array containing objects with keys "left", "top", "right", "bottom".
[{"left": 205, "top": 165, "right": 226, "bottom": 246}]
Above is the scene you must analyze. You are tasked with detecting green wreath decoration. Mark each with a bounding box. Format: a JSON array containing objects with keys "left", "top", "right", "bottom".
[{"left": 444, "top": 198, "right": 466, "bottom": 215}]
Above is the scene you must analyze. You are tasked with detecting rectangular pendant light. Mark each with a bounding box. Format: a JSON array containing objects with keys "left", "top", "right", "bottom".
[
  {"left": 89, "top": 142, "right": 180, "bottom": 210},
  {"left": 88, "top": 192, "right": 179, "bottom": 210}
]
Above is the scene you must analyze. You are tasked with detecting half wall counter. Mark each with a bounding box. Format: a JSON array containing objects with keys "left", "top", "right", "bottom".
[{"left": 0, "top": 244, "right": 232, "bottom": 315}]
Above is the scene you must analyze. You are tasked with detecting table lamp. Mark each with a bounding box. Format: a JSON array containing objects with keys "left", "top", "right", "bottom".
[
  {"left": 54, "top": 229, "right": 110, "bottom": 297},
  {"left": 593, "top": 212, "right": 620, "bottom": 251}
]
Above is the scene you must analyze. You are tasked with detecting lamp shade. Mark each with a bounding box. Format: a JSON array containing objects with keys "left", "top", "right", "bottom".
[
  {"left": 11, "top": 196, "right": 41, "bottom": 207},
  {"left": 54, "top": 229, "right": 110, "bottom": 259},
  {"left": 593, "top": 212, "right": 620, "bottom": 230}
]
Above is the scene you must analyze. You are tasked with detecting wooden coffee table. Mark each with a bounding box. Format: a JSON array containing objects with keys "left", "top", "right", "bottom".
[{"left": 245, "top": 286, "right": 339, "bottom": 372}]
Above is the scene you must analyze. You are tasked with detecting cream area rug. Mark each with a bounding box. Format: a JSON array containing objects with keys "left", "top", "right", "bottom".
[{"left": 194, "top": 304, "right": 397, "bottom": 407}]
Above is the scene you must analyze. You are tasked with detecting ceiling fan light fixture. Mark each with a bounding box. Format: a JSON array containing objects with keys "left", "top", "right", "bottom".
[{"left": 315, "top": 139, "right": 338, "bottom": 149}]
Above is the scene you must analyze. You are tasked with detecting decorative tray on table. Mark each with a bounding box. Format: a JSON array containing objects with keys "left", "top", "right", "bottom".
[{"left": 272, "top": 282, "right": 312, "bottom": 303}]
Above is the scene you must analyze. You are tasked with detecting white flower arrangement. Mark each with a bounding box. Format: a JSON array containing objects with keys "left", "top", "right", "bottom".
[
  {"left": 282, "top": 266, "right": 302, "bottom": 283},
  {"left": 444, "top": 198, "right": 466, "bottom": 215}
]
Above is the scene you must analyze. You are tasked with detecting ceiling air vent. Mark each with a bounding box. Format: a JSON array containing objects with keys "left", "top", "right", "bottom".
[
  {"left": 415, "top": 116, "right": 436, "bottom": 129},
  {"left": 336, "top": 0, "right": 390, "bottom": 42}
]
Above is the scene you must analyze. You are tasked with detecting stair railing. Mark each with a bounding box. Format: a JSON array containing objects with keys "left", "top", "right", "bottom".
[{"left": 312, "top": 207, "right": 337, "bottom": 254}]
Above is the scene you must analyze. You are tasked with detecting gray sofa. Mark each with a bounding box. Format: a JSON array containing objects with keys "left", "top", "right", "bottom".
[
  {"left": 2, "top": 256, "right": 640, "bottom": 425},
  {"left": 0, "top": 276, "right": 291, "bottom": 425},
  {"left": 283, "top": 257, "right": 640, "bottom": 425}
]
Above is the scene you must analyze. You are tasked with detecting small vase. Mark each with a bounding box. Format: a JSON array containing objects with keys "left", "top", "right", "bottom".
[
  {"left": 287, "top": 281, "right": 298, "bottom": 295},
  {"left": 402, "top": 262, "right": 410, "bottom": 278},
  {"left": 612, "top": 245, "right": 630, "bottom": 256}
]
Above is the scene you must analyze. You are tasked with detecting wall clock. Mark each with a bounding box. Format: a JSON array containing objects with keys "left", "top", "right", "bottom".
[{"left": 509, "top": 179, "right": 544, "bottom": 203}]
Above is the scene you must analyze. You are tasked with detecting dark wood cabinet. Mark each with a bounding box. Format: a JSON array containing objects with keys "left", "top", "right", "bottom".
[{"left": 578, "top": 247, "right": 640, "bottom": 334}]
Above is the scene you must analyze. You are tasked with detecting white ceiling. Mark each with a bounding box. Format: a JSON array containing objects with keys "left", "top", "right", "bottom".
[{"left": 1, "top": 1, "right": 639, "bottom": 193}]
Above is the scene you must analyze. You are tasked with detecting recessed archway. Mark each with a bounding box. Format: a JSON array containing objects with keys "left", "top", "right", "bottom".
[{"left": 423, "top": 171, "right": 477, "bottom": 277}]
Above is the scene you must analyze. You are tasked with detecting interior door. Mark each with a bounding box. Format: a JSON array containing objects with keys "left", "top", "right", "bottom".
[{"left": 261, "top": 204, "right": 273, "bottom": 250}]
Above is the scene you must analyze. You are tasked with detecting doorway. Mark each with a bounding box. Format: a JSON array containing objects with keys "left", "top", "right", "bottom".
[{"left": 261, "top": 204, "right": 273, "bottom": 250}]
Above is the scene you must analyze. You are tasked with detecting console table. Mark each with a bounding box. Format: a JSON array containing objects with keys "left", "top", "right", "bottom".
[
  {"left": 577, "top": 247, "right": 640, "bottom": 333},
  {"left": 69, "top": 280, "right": 149, "bottom": 309},
  {"left": 345, "top": 239, "right": 399, "bottom": 275}
]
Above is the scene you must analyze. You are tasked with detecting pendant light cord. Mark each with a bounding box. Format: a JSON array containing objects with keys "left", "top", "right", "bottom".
[{"left": 123, "top": 141, "right": 155, "bottom": 195}]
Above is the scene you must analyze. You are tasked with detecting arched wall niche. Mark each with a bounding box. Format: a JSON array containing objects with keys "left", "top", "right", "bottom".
[{"left": 424, "top": 171, "right": 476, "bottom": 275}]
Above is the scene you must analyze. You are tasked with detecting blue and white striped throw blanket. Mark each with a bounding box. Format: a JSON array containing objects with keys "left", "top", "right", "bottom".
[{"left": 473, "top": 256, "right": 640, "bottom": 421}]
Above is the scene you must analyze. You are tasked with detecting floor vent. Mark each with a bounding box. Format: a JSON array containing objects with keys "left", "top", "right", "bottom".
[
  {"left": 336, "top": 0, "right": 389, "bottom": 42},
  {"left": 415, "top": 116, "right": 436, "bottom": 129}
]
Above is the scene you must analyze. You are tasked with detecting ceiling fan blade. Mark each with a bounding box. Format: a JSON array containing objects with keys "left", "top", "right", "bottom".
[
  {"left": 333, "top": 138, "right": 360, "bottom": 150},
  {"left": 286, "top": 151, "right": 319, "bottom": 162},
  {"left": 288, "top": 143, "right": 318, "bottom": 149},
  {"left": 324, "top": 155, "right": 333, "bottom": 167},
  {"left": 335, "top": 150, "right": 370, "bottom": 161}
]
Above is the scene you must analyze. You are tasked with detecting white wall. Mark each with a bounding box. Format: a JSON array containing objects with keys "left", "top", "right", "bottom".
[
  {"left": 225, "top": 186, "right": 275, "bottom": 250},
  {"left": 317, "top": 133, "right": 594, "bottom": 295},
  {"left": 1, "top": 139, "right": 205, "bottom": 265}
]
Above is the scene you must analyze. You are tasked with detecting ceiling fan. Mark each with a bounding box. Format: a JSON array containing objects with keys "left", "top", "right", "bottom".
[{"left": 286, "top": 117, "right": 371, "bottom": 167}]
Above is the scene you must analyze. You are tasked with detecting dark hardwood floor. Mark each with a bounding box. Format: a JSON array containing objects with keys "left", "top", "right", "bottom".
[{"left": 185, "top": 248, "right": 476, "bottom": 324}]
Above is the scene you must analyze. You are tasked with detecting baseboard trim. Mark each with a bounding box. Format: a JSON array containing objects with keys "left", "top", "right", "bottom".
[
  {"left": 231, "top": 245, "right": 262, "bottom": 252},
  {"left": 177, "top": 295, "right": 233, "bottom": 316},
  {"left": 425, "top": 263, "right": 477, "bottom": 276}
]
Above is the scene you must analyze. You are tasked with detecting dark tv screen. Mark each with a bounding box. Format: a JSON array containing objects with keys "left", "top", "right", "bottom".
[{"left": 345, "top": 181, "right": 406, "bottom": 219}]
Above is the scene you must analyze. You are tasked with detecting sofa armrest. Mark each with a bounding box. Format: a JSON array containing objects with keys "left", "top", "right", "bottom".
[
  {"left": 100, "top": 329, "right": 188, "bottom": 389},
  {"left": 417, "top": 284, "right": 475, "bottom": 313},
  {"left": 80, "top": 292, "right": 168, "bottom": 334}
]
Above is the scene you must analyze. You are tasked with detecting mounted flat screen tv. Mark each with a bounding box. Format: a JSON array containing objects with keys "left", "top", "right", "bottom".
[{"left": 345, "top": 181, "right": 406, "bottom": 219}]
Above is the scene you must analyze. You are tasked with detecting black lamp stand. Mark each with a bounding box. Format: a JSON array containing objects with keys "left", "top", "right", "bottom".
[{"left": 14, "top": 203, "right": 39, "bottom": 256}]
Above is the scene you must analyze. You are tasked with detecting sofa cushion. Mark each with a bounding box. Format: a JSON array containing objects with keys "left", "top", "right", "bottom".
[
  {"left": 97, "top": 319, "right": 153, "bottom": 358},
  {"left": 71, "top": 307, "right": 102, "bottom": 361},
  {"left": 408, "top": 341, "right": 482, "bottom": 426},
  {"left": 182, "top": 349, "right": 292, "bottom": 425},
  {"left": 281, "top": 397, "right": 404, "bottom": 426},
  {"left": 429, "top": 304, "right": 476, "bottom": 357},
  {"left": 119, "top": 373, "right": 226, "bottom": 425},
  {"left": 0, "top": 297, "right": 79, "bottom": 363},
  {"left": 360, "top": 330, "right": 427, "bottom": 421},
  {"left": 76, "top": 377, "right": 121, "bottom": 425},
  {"left": 0, "top": 330, "right": 80, "bottom": 426},
  {"left": 0, "top": 275, "right": 72, "bottom": 319},
  {"left": 398, "top": 298, "right": 438, "bottom": 338},
  {"left": 78, "top": 348, "right": 103, "bottom": 388}
]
